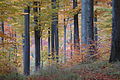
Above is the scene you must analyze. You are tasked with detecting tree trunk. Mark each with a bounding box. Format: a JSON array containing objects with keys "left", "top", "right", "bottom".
[
  {"left": 87, "top": 0, "right": 95, "bottom": 54},
  {"left": 64, "top": 19, "right": 67, "bottom": 62},
  {"left": 51, "top": 0, "right": 59, "bottom": 62},
  {"left": 55, "top": 25, "right": 59, "bottom": 62},
  {"left": 51, "top": 18, "right": 55, "bottom": 60},
  {"left": 70, "top": 24, "right": 73, "bottom": 59},
  {"left": 1, "top": 21, "right": 4, "bottom": 43},
  {"left": 94, "top": 15, "right": 98, "bottom": 45},
  {"left": 40, "top": 38, "right": 43, "bottom": 68},
  {"left": 81, "top": 0, "right": 95, "bottom": 54},
  {"left": 73, "top": 0, "right": 80, "bottom": 54},
  {"left": 33, "top": 2, "right": 41, "bottom": 71},
  {"left": 48, "top": 28, "right": 51, "bottom": 61},
  {"left": 23, "top": 6, "right": 30, "bottom": 76},
  {"left": 109, "top": 0, "right": 120, "bottom": 62},
  {"left": 94, "top": 8, "right": 98, "bottom": 53},
  {"left": 81, "top": 0, "right": 88, "bottom": 45}
]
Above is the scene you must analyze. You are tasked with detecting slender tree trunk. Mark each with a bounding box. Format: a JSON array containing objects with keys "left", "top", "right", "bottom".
[
  {"left": 51, "top": 0, "right": 59, "bottom": 62},
  {"left": 33, "top": 2, "right": 41, "bottom": 71},
  {"left": 64, "top": 19, "right": 67, "bottom": 62},
  {"left": 51, "top": 19, "right": 55, "bottom": 60},
  {"left": 23, "top": 6, "right": 30, "bottom": 76},
  {"left": 70, "top": 24, "right": 73, "bottom": 59},
  {"left": 94, "top": 14, "right": 98, "bottom": 44},
  {"left": 48, "top": 28, "right": 51, "bottom": 62},
  {"left": 1, "top": 21, "right": 4, "bottom": 52},
  {"left": 94, "top": 9, "right": 98, "bottom": 53},
  {"left": 40, "top": 38, "right": 43, "bottom": 68},
  {"left": 109, "top": 0, "right": 120, "bottom": 62},
  {"left": 73, "top": 0, "right": 80, "bottom": 54},
  {"left": 1, "top": 21, "right": 4, "bottom": 43},
  {"left": 55, "top": 25, "right": 59, "bottom": 62}
]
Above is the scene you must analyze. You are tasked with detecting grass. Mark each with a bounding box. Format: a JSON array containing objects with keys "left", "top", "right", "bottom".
[
  {"left": 1, "top": 59, "right": 120, "bottom": 80},
  {"left": 0, "top": 72, "right": 26, "bottom": 80}
]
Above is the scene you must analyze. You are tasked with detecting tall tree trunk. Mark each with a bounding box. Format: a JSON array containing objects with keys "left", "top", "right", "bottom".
[
  {"left": 1, "top": 21, "right": 4, "bottom": 52},
  {"left": 1, "top": 21, "right": 4, "bottom": 43},
  {"left": 48, "top": 28, "right": 51, "bottom": 63},
  {"left": 73, "top": 0, "right": 80, "bottom": 54},
  {"left": 94, "top": 9, "right": 98, "bottom": 53},
  {"left": 70, "top": 24, "right": 73, "bottom": 59},
  {"left": 81, "top": 0, "right": 95, "bottom": 54},
  {"left": 109, "top": 0, "right": 120, "bottom": 62},
  {"left": 55, "top": 25, "right": 59, "bottom": 62},
  {"left": 40, "top": 38, "right": 43, "bottom": 68},
  {"left": 81, "top": 0, "right": 88, "bottom": 45},
  {"left": 23, "top": 6, "right": 30, "bottom": 76},
  {"left": 64, "top": 19, "right": 67, "bottom": 62},
  {"left": 87, "top": 0, "right": 95, "bottom": 54},
  {"left": 51, "top": 0, "right": 59, "bottom": 62},
  {"left": 51, "top": 19, "right": 55, "bottom": 60},
  {"left": 33, "top": 2, "right": 41, "bottom": 71}
]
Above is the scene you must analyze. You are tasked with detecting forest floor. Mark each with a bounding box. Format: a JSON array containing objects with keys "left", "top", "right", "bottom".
[
  {"left": 1, "top": 58, "right": 120, "bottom": 80},
  {"left": 27, "top": 59, "right": 120, "bottom": 80}
]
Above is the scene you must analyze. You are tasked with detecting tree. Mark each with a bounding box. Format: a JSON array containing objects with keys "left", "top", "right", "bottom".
[
  {"left": 64, "top": 19, "right": 67, "bottom": 62},
  {"left": 1, "top": 21, "right": 4, "bottom": 43},
  {"left": 81, "top": 0, "right": 88, "bottom": 45},
  {"left": 86, "top": 0, "right": 94, "bottom": 54},
  {"left": 109, "top": 0, "right": 120, "bottom": 62},
  {"left": 23, "top": 6, "right": 30, "bottom": 76},
  {"left": 81, "top": 0, "right": 95, "bottom": 54},
  {"left": 73, "top": 0, "right": 80, "bottom": 54},
  {"left": 48, "top": 28, "right": 51, "bottom": 61},
  {"left": 33, "top": 2, "right": 41, "bottom": 71},
  {"left": 51, "top": 0, "right": 59, "bottom": 62},
  {"left": 94, "top": 1, "right": 98, "bottom": 53}
]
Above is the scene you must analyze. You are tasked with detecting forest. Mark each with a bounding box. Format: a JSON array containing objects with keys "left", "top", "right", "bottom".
[{"left": 1, "top": 0, "right": 120, "bottom": 80}]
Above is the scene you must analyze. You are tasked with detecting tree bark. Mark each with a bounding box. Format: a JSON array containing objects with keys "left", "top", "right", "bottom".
[
  {"left": 23, "top": 6, "right": 30, "bottom": 76},
  {"left": 34, "top": 2, "right": 41, "bottom": 71},
  {"left": 1, "top": 21, "right": 4, "bottom": 43},
  {"left": 64, "top": 19, "right": 67, "bottom": 62},
  {"left": 81, "top": 0, "right": 95, "bottom": 54},
  {"left": 109, "top": 0, "right": 120, "bottom": 62},
  {"left": 87, "top": 0, "right": 95, "bottom": 54},
  {"left": 51, "top": 0, "right": 59, "bottom": 62},
  {"left": 81, "top": 0, "right": 88, "bottom": 45},
  {"left": 48, "top": 28, "right": 51, "bottom": 59},
  {"left": 70, "top": 24, "right": 73, "bottom": 59},
  {"left": 73, "top": 0, "right": 80, "bottom": 54}
]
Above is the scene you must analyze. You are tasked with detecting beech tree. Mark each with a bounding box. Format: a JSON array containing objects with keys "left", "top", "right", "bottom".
[
  {"left": 51, "top": 0, "right": 59, "bottom": 62},
  {"left": 109, "top": 0, "right": 120, "bottom": 62},
  {"left": 86, "top": 0, "right": 94, "bottom": 54},
  {"left": 23, "top": 6, "right": 30, "bottom": 75},
  {"left": 81, "top": 0, "right": 95, "bottom": 54},
  {"left": 73, "top": 0, "right": 80, "bottom": 54},
  {"left": 64, "top": 18, "right": 67, "bottom": 62},
  {"left": 81, "top": 0, "right": 88, "bottom": 45},
  {"left": 48, "top": 28, "right": 50, "bottom": 60},
  {"left": 33, "top": 2, "right": 41, "bottom": 71},
  {"left": 1, "top": 21, "right": 4, "bottom": 43}
]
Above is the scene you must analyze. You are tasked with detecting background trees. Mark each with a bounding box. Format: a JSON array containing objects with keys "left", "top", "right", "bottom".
[{"left": 2, "top": 0, "right": 120, "bottom": 79}]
